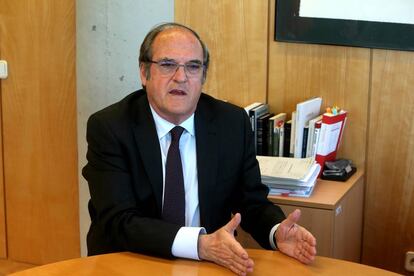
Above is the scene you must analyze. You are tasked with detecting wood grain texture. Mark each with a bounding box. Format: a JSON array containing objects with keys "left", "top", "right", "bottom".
[
  {"left": 267, "top": 0, "right": 370, "bottom": 169},
  {"left": 0, "top": 0, "right": 80, "bottom": 264},
  {"left": 8, "top": 250, "right": 401, "bottom": 276},
  {"left": 0, "top": 259, "right": 35, "bottom": 275},
  {"left": 333, "top": 176, "right": 364, "bottom": 262},
  {"left": 175, "top": 0, "right": 268, "bottom": 106},
  {"left": 363, "top": 49, "right": 414, "bottom": 274},
  {"left": 0, "top": 78, "right": 6, "bottom": 258}
]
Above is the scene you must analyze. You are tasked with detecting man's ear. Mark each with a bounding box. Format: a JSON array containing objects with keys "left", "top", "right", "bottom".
[{"left": 139, "top": 63, "right": 147, "bottom": 86}]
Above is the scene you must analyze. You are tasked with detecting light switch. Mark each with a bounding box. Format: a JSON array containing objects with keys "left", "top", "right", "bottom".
[{"left": 0, "top": 60, "right": 8, "bottom": 79}]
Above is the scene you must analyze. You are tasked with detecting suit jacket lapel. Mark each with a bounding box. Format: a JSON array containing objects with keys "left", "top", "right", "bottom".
[
  {"left": 195, "top": 97, "right": 218, "bottom": 230},
  {"left": 131, "top": 94, "right": 164, "bottom": 215},
  {"left": 130, "top": 92, "right": 220, "bottom": 225}
]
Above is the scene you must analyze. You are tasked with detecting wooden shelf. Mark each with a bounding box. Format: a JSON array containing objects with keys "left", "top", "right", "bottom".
[{"left": 268, "top": 169, "right": 364, "bottom": 210}]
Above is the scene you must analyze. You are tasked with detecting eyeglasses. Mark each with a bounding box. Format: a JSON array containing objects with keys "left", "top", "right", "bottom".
[{"left": 148, "top": 59, "right": 204, "bottom": 77}]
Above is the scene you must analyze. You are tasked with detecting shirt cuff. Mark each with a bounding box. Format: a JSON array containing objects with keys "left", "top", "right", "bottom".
[
  {"left": 171, "top": 227, "right": 206, "bottom": 260},
  {"left": 269, "top": 223, "right": 281, "bottom": 250}
]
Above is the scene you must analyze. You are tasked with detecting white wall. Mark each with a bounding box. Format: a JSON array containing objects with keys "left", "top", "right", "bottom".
[{"left": 77, "top": 0, "right": 174, "bottom": 256}]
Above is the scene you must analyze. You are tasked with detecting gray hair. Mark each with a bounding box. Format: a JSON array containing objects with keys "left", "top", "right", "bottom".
[{"left": 139, "top": 22, "right": 209, "bottom": 82}]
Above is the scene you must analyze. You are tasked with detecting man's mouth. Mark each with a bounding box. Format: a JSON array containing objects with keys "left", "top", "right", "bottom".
[{"left": 169, "top": 89, "right": 186, "bottom": 95}]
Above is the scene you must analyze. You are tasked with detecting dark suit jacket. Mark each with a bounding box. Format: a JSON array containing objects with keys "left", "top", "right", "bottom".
[{"left": 83, "top": 89, "right": 285, "bottom": 258}]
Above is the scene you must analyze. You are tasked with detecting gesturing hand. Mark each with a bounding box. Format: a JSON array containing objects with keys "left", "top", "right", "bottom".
[
  {"left": 275, "top": 209, "right": 317, "bottom": 264},
  {"left": 198, "top": 213, "right": 254, "bottom": 276}
]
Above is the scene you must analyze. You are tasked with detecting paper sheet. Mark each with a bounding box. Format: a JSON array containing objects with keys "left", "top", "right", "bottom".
[{"left": 257, "top": 156, "right": 314, "bottom": 180}]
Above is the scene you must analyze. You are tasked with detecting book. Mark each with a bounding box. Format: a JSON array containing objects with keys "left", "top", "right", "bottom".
[
  {"left": 245, "top": 102, "right": 263, "bottom": 131},
  {"left": 268, "top": 113, "right": 287, "bottom": 156},
  {"left": 301, "top": 125, "right": 309, "bottom": 158},
  {"left": 268, "top": 118, "right": 275, "bottom": 156},
  {"left": 244, "top": 102, "right": 262, "bottom": 114},
  {"left": 315, "top": 110, "right": 347, "bottom": 172},
  {"left": 256, "top": 112, "right": 273, "bottom": 155},
  {"left": 278, "top": 122, "right": 285, "bottom": 157},
  {"left": 310, "top": 119, "right": 322, "bottom": 158},
  {"left": 283, "top": 120, "right": 292, "bottom": 157},
  {"left": 306, "top": 115, "right": 323, "bottom": 157},
  {"left": 248, "top": 104, "right": 269, "bottom": 152},
  {"left": 294, "top": 97, "right": 322, "bottom": 158},
  {"left": 289, "top": 111, "right": 296, "bottom": 157}
]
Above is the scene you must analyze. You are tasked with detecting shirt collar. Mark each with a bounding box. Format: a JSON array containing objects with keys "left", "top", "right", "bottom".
[{"left": 149, "top": 104, "right": 195, "bottom": 139}]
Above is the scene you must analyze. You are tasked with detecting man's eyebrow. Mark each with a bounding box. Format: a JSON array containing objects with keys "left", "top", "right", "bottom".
[
  {"left": 187, "top": 59, "right": 203, "bottom": 64},
  {"left": 157, "top": 57, "right": 175, "bottom": 62},
  {"left": 156, "top": 57, "right": 202, "bottom": 64}
]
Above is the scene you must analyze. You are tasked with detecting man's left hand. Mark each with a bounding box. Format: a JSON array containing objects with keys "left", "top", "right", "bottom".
[{"left": 275, "top": 209, "right": 317, "bottom": 264}]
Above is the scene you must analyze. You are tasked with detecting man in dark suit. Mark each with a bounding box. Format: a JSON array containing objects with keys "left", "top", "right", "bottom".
[{"left": 83, "top": 22, "right": 316, "bottom": 275}]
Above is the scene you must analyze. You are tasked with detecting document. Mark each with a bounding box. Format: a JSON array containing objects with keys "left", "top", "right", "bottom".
[
  {"left": 257, "top": 156, "right": 314, "bottom": 180},
  {"left": 266, "top": 164, "right": 321, "bottom": 197},
  {"left": 317, "top": 121, "right": 343, "bottom": 156}
]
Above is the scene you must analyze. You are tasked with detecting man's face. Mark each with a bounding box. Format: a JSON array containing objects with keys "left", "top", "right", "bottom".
[{"left": 140, "top": 28, "right": 204, "bottom": 125}]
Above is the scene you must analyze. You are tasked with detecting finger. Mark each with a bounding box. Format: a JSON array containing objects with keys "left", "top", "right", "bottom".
[
  {"left": 221, "top": 241, "right": 254, "bottom": 271},
  {"left": 302, "top": 249, "right": 316, "bottom": 263},
  {"left": 297, "top": 228, "right": 317, "bottom": 254},
  {"left": 286, "top": 209, "right": 301, "bottom": 226},
  {"left": 227, "top": 260, "right": 248, "bottom": 275},
  {"left": 218, "top": 255, "right": 250, "bottom": 276},
  {"left": 228, "top": 263, "right": 247, "bottom": 276},
  {"left": 299, "top": 227, "right": 317, "bottom": 249},
  {"left": 224, "top": 254, "right": 254, "bottom": 275},
  {"left": 297, "top": 249, "right": 315, "bottom": 264},
  {"left": 295, "top": 241, "right": 316, "bottom": 264},
  {"left": 224, "top": 213, "right": 241, "bottom": 234},
  {"left": 229, "top": 236, "right": 251, "bottom": 261},
  {"left": 222, "top": 215, "right": 249, "bottom": 260}
]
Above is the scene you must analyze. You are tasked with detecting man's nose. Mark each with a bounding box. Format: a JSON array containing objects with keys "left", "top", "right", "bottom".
[{"left": 172, "top": 65, "right": 188, "bottom": 82}]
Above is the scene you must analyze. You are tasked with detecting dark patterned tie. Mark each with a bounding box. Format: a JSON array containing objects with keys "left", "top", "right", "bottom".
[{"left": 162, "top": 126, "right": 185, "bottom": 225}]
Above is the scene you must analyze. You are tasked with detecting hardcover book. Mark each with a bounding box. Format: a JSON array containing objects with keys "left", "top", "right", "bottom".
[
  {"left": 294, "top": 97, "right": 322, "bottom": 158},
  {"left": 269, "top": 113, "right": 287, "bottom": 156}
]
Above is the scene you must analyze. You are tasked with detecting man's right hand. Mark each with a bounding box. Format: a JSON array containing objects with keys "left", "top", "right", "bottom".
[{"left": 198, "top": 213, "right": 254, "bottom": 275}]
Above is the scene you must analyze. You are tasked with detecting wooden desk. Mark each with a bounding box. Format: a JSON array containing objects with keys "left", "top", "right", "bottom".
[
  {"left": 237, "top": 170, "right": 364, "bottom": 262},
  {"left": 9, "top": 249, "right": 399, "bottom": 275}
]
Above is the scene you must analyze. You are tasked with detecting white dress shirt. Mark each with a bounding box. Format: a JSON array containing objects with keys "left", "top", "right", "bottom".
[
  {"left": 149, "top": 106, "right": 278, "bottom": 260},
  {"left": 150, "top": 106, "right": 205, "bottom": 260}
]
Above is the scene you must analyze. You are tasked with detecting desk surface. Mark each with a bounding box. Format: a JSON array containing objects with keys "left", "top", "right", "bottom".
[{"left": 10, "top": 249, "right": 399, "bottom": 276}]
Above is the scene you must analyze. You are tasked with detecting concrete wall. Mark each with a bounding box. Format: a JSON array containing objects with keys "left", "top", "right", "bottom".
[{"left": 77, "top": 0, "right": 173, "bottom": 256}]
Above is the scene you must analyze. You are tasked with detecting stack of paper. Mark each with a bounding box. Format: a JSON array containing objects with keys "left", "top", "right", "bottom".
[{"left": 257, "top": 156, "right": 321, "bottom": 197}]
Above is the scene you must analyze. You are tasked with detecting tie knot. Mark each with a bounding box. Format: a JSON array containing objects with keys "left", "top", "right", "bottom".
[{"left": 170, "top": 126, "right": 184, "bottom": 142}]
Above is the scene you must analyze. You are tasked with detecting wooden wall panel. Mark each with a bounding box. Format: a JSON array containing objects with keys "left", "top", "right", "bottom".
[
  {"left": 0, "top": 0, "right": 79, "bottom": 264},
  {"left": 267, "top": 0, "right": 370, "bottom": 169},
  {"left": 0, "top": 79, "right": 6, "bottom": 259},
  {"left": 363, "top": 49, "right": 414, "bottom": 274},
  {"left": 175, "top": 0, "right": 268, "bottom": 107}
]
